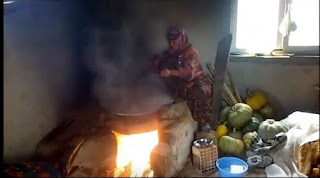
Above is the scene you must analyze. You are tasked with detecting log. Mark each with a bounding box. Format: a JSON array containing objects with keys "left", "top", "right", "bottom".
[
  {"left": 226, "top": 68, "right": 242, "bottom": 103},
  {"left": 34, "top": 119, "right": 75, "bottom": 160},
  {"left": 221, "top": 91, "right": 233, "bottom": 106},
  {"left": 113, "top": 162, "right": 132, "bottom": 177},
  {"left": 223, "top": 84, "right": 238, "bottom": 105},
  {"left": 206, "top": 62, "right": 239, "bottom": 106}
]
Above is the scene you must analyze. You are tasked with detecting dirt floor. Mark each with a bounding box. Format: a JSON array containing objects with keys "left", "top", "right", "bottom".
[{"left": 176, "top": 158, "right": 266, "bottom": 177}]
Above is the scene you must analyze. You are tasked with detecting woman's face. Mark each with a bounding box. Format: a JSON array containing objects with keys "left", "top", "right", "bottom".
[{"left": 168, "top": 36, "right": 182, "bottom": 51}]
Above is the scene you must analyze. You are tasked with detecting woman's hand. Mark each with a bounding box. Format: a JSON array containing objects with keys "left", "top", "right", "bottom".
[{"left": 160, "top": 69, "right": 171, "bottom": 77}]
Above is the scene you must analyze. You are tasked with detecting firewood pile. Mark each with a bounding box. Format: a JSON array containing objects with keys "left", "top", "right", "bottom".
[{"left": 206, "top": 62, "right": 242, "bottom": 106}]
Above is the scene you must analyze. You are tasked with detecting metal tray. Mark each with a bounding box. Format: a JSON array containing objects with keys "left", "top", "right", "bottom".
[{"left": 193, "top": 138, "right": 213, "bottom": 147}]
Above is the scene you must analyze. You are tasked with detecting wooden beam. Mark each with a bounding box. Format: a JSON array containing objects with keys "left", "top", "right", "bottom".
[{"left": 210, "top": 34, "right": 233, "bottom": 128}]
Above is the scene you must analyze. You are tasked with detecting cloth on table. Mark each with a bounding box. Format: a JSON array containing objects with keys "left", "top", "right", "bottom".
[
  {"left": 267, "top": 111, "right": 319, "bottom": 177},
  {"left": 245, "top": 132, "right": 288, "bottom": 168},
  {"left": 246, "top": 150, "right": 273, "bottom": 168}
]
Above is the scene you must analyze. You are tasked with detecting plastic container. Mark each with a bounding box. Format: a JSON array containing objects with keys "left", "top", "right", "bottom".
[{"left": 216, "top": 157, "right": 248, "bottom": 177}]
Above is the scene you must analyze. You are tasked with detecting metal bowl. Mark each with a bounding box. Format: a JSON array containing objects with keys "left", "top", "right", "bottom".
[{"left": 193, "top": 138, "right": 213, "bottom": 147}]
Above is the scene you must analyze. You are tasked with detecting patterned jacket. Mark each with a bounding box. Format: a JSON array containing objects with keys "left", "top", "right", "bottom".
[{"left": 153, "top": 44, "right": 212, "bottom": 98}]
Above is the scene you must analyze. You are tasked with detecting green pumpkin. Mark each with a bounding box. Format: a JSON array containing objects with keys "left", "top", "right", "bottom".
[
  {"left": 253, "top": 112, "right": 264, "bottom": 122},
  {"left": 258, "top": 119, "right": 289, "bottom": 142},
  {"left": 228, "top": 128, "right": 243, "bottom": 139},
  {"left": 242, "top": 117, "right": 261, "bottom": 133},
  {"left": 219, "top": 136, "right": 244, "bottom": 156},
  {"left": 259, "top": 104, "right": 275, "bottom": 119},
  {"left": 242, "top": 131, "right": 260, "bottom": 150},
  {"left": 218, "top": 106, "right": 232, "bottom": 122},
  {"left": 227, "top": 103, "right": 253, "bottom": 129},
  {"left": 221, "top": 100, "right": 228, "bottom": 108}
]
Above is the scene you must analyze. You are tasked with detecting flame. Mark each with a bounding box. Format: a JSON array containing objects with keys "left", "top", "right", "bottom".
[{"left": 113, "top": 130, "right": 159, "bottom": 177}]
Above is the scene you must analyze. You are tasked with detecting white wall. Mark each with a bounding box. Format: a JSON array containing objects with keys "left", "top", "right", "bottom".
[
  {"left": 88, "top": 0, "right": 233, "bottom": 113},
  {"left": 125, "top": 0, "right": 231, "bottom": 63},
  {"left": 228, "top": 57, "right": 319, "bottom": 119},
  {"left": 127, "top": 0, "right": 319, "bottom": 118},
  {"left": 3, "top": 0, "right": 89, "bottom": 163}
]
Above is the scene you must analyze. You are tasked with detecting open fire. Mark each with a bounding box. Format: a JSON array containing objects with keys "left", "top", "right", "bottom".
[{"left": 112, "top": 130, "right": 159, "bottom": 177}]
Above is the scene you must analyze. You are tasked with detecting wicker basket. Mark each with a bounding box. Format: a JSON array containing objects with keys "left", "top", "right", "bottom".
[{"left": 192, "top": 144, "right": 218, "bottom": 175}]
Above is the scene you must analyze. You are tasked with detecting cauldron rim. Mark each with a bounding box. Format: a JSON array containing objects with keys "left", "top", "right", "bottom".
[{"left": 110, "top": 97, "right": 174, "bottom": 117}]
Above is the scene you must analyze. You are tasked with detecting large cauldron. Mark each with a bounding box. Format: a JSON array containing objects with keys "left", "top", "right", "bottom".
[{"left": 99, "top": 74, "right": 173, "bottom": 134}]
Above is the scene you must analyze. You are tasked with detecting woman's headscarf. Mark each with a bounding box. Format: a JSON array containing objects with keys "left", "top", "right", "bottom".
[{"left": 166, "top": 26, "right": 189, "bottom": 48}]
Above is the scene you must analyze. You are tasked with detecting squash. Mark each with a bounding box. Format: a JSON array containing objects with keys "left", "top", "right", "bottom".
[
  {"left": 218, "top": 106, "right": 232, "bottom": 123},
  {"left": 245, "top": 89, "right": 268, "bottom": 111},
  {"left": 242, "top": 117, "right": 261, "bottom": 133},
  {"left": 253, "top": 112, "right": 264, "bottom": 122},
  {"left": 221, "top": 100, "right": 228, "bottom": 108},
  {"left": 245, "top": 97, "right": 263, "bottom": 111},
  {"left": 242, "top": 131, "right": 260, "bottom": 150},
  {"left": 247, "top": 89, "right": 268, "bottom": 97},
  {"left": 219, "top": 136, "right": 245, "bottom": 156},
  {"left": 259, "top": 104, "right": 275, "bottom": 119},
  {"left": 216, "top": 123, "right": 229, "bottom": 139},
  {"left": 248, "top": 89, "right": 268, "bottom": 100},
  {"left": 258, "top": 119, "right": 289, "bottom": 142},
  {"left": 227, "top": 103, "right": 253, "bottom": 129},
  {"left": 228, "top": 128, "right": 243, "bottom": 140}
]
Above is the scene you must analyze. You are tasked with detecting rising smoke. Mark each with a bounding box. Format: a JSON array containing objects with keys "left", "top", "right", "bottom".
[{"left": 84, "top": 1, "right": 174, "bottom": 114}]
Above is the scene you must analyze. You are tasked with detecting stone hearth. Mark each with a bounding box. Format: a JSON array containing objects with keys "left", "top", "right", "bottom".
[
  {"left": 69, "top": 101, "right": 197, "bottom": 177},
  {"left": 151, "top": 101, "right": 197, "bottom": 177},
  {"left": 34, "top": 102, "right": 268, "bottom": 177}
]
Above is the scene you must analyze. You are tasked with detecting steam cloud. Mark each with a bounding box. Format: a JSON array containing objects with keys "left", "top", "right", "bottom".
[{"left": 84, "top": 3, "right": 174, "bottom": 114}]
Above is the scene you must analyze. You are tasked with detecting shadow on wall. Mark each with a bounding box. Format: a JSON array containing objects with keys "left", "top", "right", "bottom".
[{"left": 3, "top": 0, "right": 93, "bottom": 163}]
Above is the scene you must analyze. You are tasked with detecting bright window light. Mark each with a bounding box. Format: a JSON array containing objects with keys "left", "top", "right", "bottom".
[
  {"left": 3, "top": 1, "right": 15, "bottom": 5},
  {"left": 235, "top": 0, "right": 280, "bottom": 53},
  {"left": 289, "top": 0, "right": 319, "bottom": 46}
]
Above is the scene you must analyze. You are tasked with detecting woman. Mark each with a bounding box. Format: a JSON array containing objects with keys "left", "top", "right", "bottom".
[{"left": 152, "top": 26, "right": 213, "bottom": 131}]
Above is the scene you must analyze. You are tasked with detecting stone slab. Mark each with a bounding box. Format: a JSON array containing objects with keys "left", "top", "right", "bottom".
[{"left": 151, "top": 102, "right": 198, "bottom": 177}]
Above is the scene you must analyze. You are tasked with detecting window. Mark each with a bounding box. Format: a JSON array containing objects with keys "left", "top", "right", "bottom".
[
  {"left": 3, "top": 0, "right": 15, "bottom": 5},
  {"left": 231, "top": 0, "right": 319, "bottom": 55},
  {"left": 4, "top": 0, "right": 17, "bottom": 16}
]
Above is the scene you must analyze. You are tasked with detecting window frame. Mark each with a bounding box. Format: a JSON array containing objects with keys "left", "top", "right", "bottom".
[
  {"left": 230, "top": 0, "right": 319, "bottom": 56},
  {"left": 229, "top": 0, "right": 241, "bottom": 54},
  {"left": 282, "top": 0, "right": 320, "bottom": 55}
]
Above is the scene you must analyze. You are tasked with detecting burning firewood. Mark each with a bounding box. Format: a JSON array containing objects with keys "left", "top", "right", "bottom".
[
  {"left": 142, "top": 168, "right": 153, "bottom": 177},
  {"left": 111, "top": 162, "right": 132, "bottom": 177}
]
